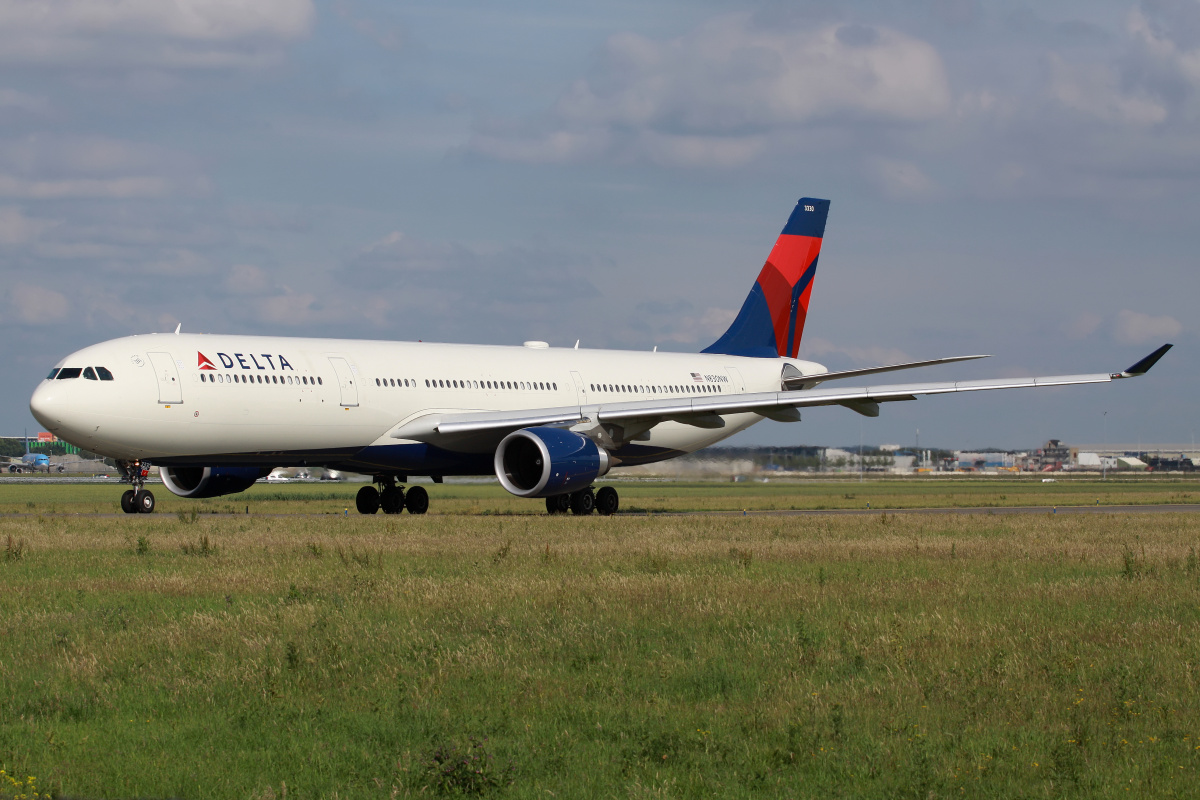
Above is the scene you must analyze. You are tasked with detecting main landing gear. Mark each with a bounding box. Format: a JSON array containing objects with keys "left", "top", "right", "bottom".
[
  {"left": 356, "top": 477, "right": 428, "bottom": 515},
  {"left": 117, "top": 460, "right": 155, "bottom": 514},
  {"left": 545, "top": 486, "right": 619, "bottom": 516}
]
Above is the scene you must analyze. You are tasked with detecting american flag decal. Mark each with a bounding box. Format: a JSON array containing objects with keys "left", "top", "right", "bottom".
[{"left": 691, "top": 372, "right": 704, "bottom": 382}]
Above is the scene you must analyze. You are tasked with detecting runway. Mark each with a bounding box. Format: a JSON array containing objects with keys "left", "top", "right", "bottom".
[{"left": 5, "top": 503, "right": 1200, "bottom": 519}]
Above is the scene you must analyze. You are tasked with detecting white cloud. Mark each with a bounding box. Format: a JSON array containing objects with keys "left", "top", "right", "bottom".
[
  {"left": 0, "top": 174, "right": 171, "bottom": 199},
  {"left": 0, "top": 136, "right": 209, "bottom": 199},
  {"left": 1113, "top": 309, "right": 1182, "bottom": 345},
  {"left": 0, "top": 0, "right": 314, "bottom": 67},
  {"left": 1064, "top": 311, "right": 1103, "bottom": 340},
  {"left": 0, "top": 206, "right": 57, "bottom": 245},
  {"left": 469, "top": 14, "right": 951, "bottom": 167},
  {"left": 799, "top": 337, "right": 910, "bottom": 367},
  {"left": 1048, "top": 54, "right": 1166, "bottom": 126},
  {"left": 9, "top": 284, "right": 69, "bottom": 323},
  {"left": 868, "top": 157, "right": 939, "bottom": 199}
]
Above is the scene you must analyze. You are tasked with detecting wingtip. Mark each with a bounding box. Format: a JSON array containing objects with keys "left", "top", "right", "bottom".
[{"left": 1119, "top": 343, "right": 1173, "bottom": 377}]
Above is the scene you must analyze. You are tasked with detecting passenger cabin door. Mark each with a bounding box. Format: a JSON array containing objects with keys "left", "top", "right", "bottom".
[
  {"left": 147, "top": 351, "right": 183, "bottom": 404},
  {"left": 328, "top": 357, "right": 359, "bottom": 407},
  {"left": 725, "top": 366, "right": 746, "bottom": 393},
  {"left": 570, "top": 371, "right": 587, "bottom": 405}
]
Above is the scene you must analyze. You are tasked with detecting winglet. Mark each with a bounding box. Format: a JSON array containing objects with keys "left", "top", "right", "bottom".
[{"left": 1115, "top": 344, "right": 1172, "bottom": 378}]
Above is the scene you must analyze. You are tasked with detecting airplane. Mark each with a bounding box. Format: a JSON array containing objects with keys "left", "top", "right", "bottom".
[{"left": 28, "top": 197, "right": 1171, "bottom": 515}]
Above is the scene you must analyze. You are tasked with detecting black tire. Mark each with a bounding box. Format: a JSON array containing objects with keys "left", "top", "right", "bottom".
[
  {"left": 356, "top": 485, "right": 380, "bottom": 514},
  {"left": 405, "top": 485, "right": 429, "bottom": 515},
  {"left": 570, "top": 488, "right": 595, "bottom": 516},
  {"left": 120, "top": 490, "right": 137, "bottom": 514},
  {"left": 545, "top": 496, "right": 560, "bottom": 515},
  {"left": 136, "top": 490, "right": 155, "bottom": 514},
  {"left": 380, "top": 485, "right": 405, "bottom": 514},
  {"left": 596, "top": 486, "right": 619, "bottom": 516}
]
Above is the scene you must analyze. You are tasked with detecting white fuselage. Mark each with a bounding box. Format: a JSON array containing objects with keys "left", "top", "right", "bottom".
[{"left": 29, "top": 333, "right": 825, "bottom": 475}]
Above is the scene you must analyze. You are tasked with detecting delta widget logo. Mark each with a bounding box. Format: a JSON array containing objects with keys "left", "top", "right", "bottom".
[{"left": 198, "top": 352, "right": 216, "bottom": 370}]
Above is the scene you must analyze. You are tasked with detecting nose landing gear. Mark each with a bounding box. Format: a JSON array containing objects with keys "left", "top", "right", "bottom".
[{"left": 117, "top": 460, "right": 155, "bottom": 514}]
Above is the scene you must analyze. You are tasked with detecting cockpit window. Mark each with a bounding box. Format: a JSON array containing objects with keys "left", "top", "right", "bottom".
[
  {"left": 56, "top": 368, "right": 82, "bottom": 380},
  {"left": 47, "top": 368, "right": 60, "bottom": 380},
  {"left": 96, "top": 366, "right": 114, "bottom": 381},
  {"left": 83, "top": 367, "right": 98, "bottom": 380}
]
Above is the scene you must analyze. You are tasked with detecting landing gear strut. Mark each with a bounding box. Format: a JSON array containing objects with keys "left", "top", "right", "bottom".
[
  {"left": 356, "top": 476, "right": 429, "bottom": 515},
  {"left": 117, "top": 460, "right": 155, "bottom": 514}
]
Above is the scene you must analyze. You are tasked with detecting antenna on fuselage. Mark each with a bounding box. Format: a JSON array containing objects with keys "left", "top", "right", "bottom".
[
  {"left": 174, "top": 323, "right": 181, "bottom": 334},
  {"left": 574, "top": 340, "right": 579, "bottom": 349}
]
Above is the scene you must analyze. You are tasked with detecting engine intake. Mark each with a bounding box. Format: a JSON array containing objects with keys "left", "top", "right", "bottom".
[
  {"left": 495, "top": 427, "right": 610, "bottom": 498},
  {"left": 160, "top": 466, "right": 265, "bottom": 498}
]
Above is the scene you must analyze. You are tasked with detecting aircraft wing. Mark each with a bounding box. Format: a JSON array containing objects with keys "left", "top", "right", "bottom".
[{"left": 390, "top": 344, "right": 1172, "bottom": 446}]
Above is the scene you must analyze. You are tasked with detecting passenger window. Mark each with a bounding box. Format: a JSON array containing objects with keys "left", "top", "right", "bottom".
[
  {"left": 552, "top": 383, "right": 557, "bottom": 390},
  {"left": 47, "top": 368, "right": 60, "bottom": 379},
  {"left": 57, "top": 368, "right": 82, "bottom": 379},
  {"left": 318, "top": 377, "right": 323, "bottom": 385},
  {"left": 376, "top": 378, "right": 381, "bottom": 386}
]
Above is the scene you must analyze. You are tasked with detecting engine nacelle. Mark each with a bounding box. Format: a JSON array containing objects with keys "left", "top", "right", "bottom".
[
  {"left": 494, "top": 427, "right": 611, "bottom": 498},
  {"left": 159, "top": 466, "right": 265, "bottom": 498}
]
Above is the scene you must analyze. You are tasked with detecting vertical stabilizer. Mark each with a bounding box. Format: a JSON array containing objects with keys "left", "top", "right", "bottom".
[{"left": 702, "top": 197, "right": 829, "bottom": 358}]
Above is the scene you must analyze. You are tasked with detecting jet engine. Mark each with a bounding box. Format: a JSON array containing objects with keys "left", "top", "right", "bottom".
[
  {"left": 159, "top": 466, "right": 266, "bottom": 498},
  {"left": 494, "top": 427, "right": 611, "bottom": 498}
]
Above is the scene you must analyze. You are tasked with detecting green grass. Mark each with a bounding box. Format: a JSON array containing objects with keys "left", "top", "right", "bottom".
[
  {"left": 3, "top": 497, "right": 1200, "bottom": 798},
  {"left": 2, "top": 474, "right": 1199, "bottom": 516}
]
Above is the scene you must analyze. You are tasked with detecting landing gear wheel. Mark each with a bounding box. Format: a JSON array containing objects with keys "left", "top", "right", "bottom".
[
  {"left": 356, "top": 485, "right": 380, "bottom": 514},
  {"left": 546, "top": 494, "right": 571, "bottom": 515},
  {"left": 405, "top": 486, "right": 429, "bottom": 515},
  {"left": 136, "top": 490, "right": 155, "bottom": 514},
  {"left": 121, "top": 490, "right": 137, "bottom": 514},
  {"left": 380, "top": 486, "right": 405, "bottom": 514},
  {"left": 570, "top": 487, "right": 595, "bottom": 516},
  {"left": 595, "top": 486, "right": 619, "bottom": 516}
]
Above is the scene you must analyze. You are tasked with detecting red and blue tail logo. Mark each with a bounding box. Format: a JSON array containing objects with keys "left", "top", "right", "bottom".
[{"left": 702, "top": 197, "right": 830, "bottom": 359}]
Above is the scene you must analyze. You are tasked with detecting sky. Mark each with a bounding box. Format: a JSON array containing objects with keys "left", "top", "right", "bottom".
[{"left": 1, "top": 0, "right": 1196, "bottom": 451}]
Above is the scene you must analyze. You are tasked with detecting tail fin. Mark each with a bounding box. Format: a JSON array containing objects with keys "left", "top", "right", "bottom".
[{"left": 702, "top": 197, "right": 830, "bottom": 358}]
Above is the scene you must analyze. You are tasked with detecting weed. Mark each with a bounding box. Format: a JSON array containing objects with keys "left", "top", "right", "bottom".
[
  {"left": 420, "top": 737, "right": 512, "bottom": 796},
  {"left": 336, "top": 545, "right": 377, "bottom": 567},
  {"left": 818, "top": 566, "right": 827, "bottom": 588},
  {"left": 491, "top": 540, "right": 511, "bottom": 565},
  {"left": 180, "top": 535, "right": 215, "bottom": 556},
  {"left": 285, "top": 641, "right": 301, "bottom": 670},
  {"left": 728, "top": 546, "right": 753, "bottom": 568},
  {"left": 176, "top": 508, "right": 199, "bottom": 524},
  {"left": 305, "top": 542, "right": 324, "bottom": 558},
  {"left": 135, "top": 535, "right": 150, "bottom": 556},
  {"left": 1186, "top": 545, "right": 1197, "bottom": 576},
  {"left": 4, "top": 534, "right": 26, "bottom": 562},
  {"left": 1122, "top": 545, "right": 1145, "bottom": 580},
  {"left": 283, "top": 583, "right": 314, "bottom": 605},
  {"left": 540, "top": 543, "right": 557, "bottom": 564},
  {"left": 641, "top": 550, "right": 670, "bottom": 573}
]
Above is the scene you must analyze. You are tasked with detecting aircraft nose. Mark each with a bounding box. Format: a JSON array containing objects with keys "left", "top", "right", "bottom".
[{"left": 29, "top": 381, "right": 63, "bottom": 430}]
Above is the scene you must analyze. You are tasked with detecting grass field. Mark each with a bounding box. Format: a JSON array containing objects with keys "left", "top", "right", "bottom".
[{"left": 2, "top": 480, "right": 1200, "bottom": 798}]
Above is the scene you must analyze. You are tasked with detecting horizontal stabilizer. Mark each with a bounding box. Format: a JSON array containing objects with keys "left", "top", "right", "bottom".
[{"left": 784, "top": 354, "right": 990, "bottom": 390}]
